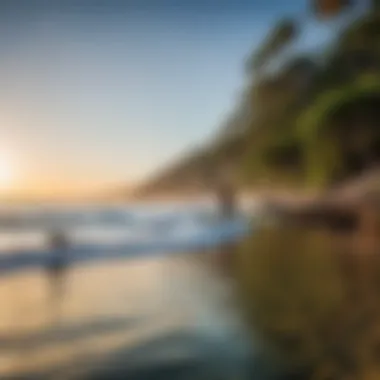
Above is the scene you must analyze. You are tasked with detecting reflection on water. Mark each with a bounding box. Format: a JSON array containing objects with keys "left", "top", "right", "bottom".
[{"left": 0, "top": 253, "right": 252, "bottom": 379}]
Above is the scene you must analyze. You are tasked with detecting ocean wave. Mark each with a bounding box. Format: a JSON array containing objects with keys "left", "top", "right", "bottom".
[{"left": 0, "top": 202, "right": 252, "bottom": 276}]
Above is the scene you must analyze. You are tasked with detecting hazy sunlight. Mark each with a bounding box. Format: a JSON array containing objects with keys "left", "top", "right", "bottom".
[{"left": 0, "top": 152, "right": 16, "bottom": 191}]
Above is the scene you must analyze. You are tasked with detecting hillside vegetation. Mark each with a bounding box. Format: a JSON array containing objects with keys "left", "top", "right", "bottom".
[{"left": 135, "top": 0, "right": 380, "bottom": 197}]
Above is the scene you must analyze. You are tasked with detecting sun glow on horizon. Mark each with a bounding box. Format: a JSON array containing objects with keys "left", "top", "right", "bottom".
[{"left": 0, "top": 151, "right": 17, "bottom": 191}]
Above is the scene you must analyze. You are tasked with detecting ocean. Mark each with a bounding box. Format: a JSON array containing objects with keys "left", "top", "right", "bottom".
[
  {"left": 0, "top": 199, "right": 257, "bottom": 380},
  {"left": 0, "top": 199, "right": 255, "bottom": 276}
]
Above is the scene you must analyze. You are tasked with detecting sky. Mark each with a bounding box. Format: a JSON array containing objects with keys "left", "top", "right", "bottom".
[{"left": 0, "top": 0, "right": 342, "bottom": 198}]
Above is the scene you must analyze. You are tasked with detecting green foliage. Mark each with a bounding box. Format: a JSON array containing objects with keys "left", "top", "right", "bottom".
[
  {"left": 373, "top": 0, "right": 380, "bottom": 9},
  {"left": 302, "top": 136, "right": 343, "bottom": 188},
  {"left": 243, "top": 11, "right": 380, "bottom": 188},
  {"left": 296, "top": 75, "right": 380, "bottom": 185},
  {"left": 338, "top": 12, "right": 380, "bottom": 51},
  {"left": 137, "top": 0, "right": 380, "bottom": 195},
  {"left": 297, "top": 75, "right": 380, "bottom": 140},
  {"left": 248, "top": 18, "right": 299, "bottom": 73}
]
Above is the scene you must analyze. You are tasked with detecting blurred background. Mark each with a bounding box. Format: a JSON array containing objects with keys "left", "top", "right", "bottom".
[{"left": 1, "top": 1, "right": 380, "bottom": 379}]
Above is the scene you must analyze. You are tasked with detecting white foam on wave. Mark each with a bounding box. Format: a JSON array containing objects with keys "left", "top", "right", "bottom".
[{"left": 0, "top": 201, "right": 252, "bottom": 255}]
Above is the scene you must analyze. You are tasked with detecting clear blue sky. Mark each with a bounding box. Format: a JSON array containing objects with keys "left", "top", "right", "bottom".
[{"left": 0, "top": 0, "right": 339, "bottom": 196}]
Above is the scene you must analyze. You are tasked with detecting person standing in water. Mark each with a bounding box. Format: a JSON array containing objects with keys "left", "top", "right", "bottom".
[
  {"left": 46, "top": 229, "right": 70, "bottom": 303},
  {"left": 208, "top": 165, "right": 239, "bottom": 275},
  {"left": 204, "top": 163, "right": 237, "bottom": 220},
  {"left": 217, "top": 177, "right": 237, "bottom": 221}
]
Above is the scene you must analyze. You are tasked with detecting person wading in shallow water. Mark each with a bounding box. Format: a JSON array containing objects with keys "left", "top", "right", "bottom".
[
  {"left": 206, "top": 165, "right": 238, "bottom": 275},
  {"left": 204, "top": 164, "right": 237, "bottom": 220},
  {"left": 46, "top": 229, "right": 70, "bottom": 303},
  {"left": 217, "top": 178, "right": 237, "bottom": 221}
]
